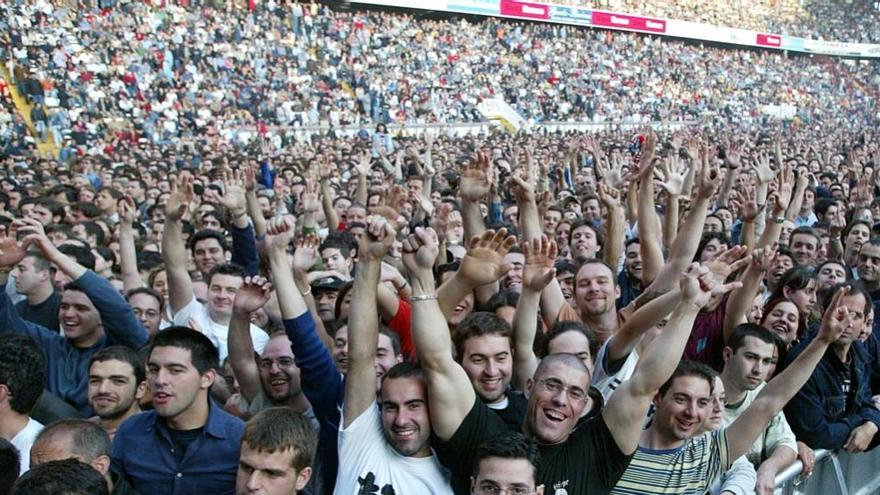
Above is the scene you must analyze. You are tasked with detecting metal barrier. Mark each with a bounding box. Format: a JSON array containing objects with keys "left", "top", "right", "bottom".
[{"left": 774, "top": 448, "right": 880, "bottom": 495}]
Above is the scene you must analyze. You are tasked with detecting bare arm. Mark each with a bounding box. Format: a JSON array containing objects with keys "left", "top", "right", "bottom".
[
  {"left": 404, "top": 226, "right": 476, "bottom": 440},
  {"left": 600, "top": 183, "right": 625, "bottom": 272},
  {"left": 605, "top": 288, "right": 681, "bottom": 362},
  {"left": 437, "top": 229, "right": 515, "bottom": 320},
  {"left": 638, "top": 156, "right": 664, "bottom": 287},
  {"left": 117, "top": 197, "right": 144, "bottom": 291},
  {"left": 229, "top": 276, "right": 273, "bottom": 403},
  {"left": 162, "top": 173, "right": 195, "bottom": 314},
  {"left": 605, "top": 264, "right": 724, "bottom": 454},
  {"left": 512, "top": 237, "right": 557, "bottom": 390},
  {"left": 244, "top": 163, "right": 268, "bottom": 238},
  {"left": 723, "top": 249, "right": 771, "bottom": 340},
  {"left": 343, "top": 217, "right": 395, "bottom": 428}
]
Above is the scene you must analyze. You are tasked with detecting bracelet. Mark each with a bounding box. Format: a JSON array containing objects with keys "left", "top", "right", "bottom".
[
  {"left": 410, "top": 294, "right": 438, "bottom": 302},
  {"left": 772, "top": 216, "right": 786, "bottom": 224},
  {"left": 301, "top": 288, "right": 312, "bottom": 297}
]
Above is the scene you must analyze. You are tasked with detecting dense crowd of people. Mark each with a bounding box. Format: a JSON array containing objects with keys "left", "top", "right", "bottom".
[
  {"left": 1, "top": 2, "right": 880, "bottom": 495},
  {"left": 2, "top": 0, "right": 880, "bottom": 160}
]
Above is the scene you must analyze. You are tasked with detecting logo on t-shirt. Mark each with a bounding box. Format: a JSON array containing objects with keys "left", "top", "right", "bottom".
[{"left": 358, "top": 472, "right": 396, "bottom": 495}]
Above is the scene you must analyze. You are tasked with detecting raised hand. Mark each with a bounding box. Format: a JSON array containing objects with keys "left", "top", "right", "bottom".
[
  {"left": 291, "top": 234, "right": 319, "bottom": 272},
  {"left": 14, "top": 217, "right": 52, "bottom": 255},
  {"left": 751, "top": 150, "right": 776, "bottom": 185},
  {"left": 522, "top": 236, "right": 557, "bottom": 292},
  {"left": 166, "top": 172, "right": 195, "bottom": 222},
  {"left": 301, "top": 179, "right": 321, "bottom": 213},
  {"left": 696, "top": 146, "right": 722, "bottom": 199},
  {"left": 750, "top": 246, "right": 775, "bottom": 272},
  {"left": 681, "top": 262, "right": 742, "bottom": 309},
  {"left": 205, "top": 170, "right": 247, "bottom": 216},
  {"left": 657, "top": 155, "right": 686, "bottom": 197},
  {"left": 0, "top": 222, "right": 29, "bottom": 268},
  {"left": 509, "top": 170, "right": 535, "bottom": 204},
  {"left": 732, "top": 182, "right": 760, "bottom": 221},
  {"left": 458, "top": 229, "right": 517, "bottom": 286},
  {"left": 769, "top": 166, "right": 794, "bottom": 214},
  {"left": 233, "top": 275, "right": 273, "bottom": 315},
  {"left": 360, "top": 215, "right": 396, "bottom": 262},
  {"left": 597, "top": 182, "right": 621, "bottom": 214},
  {"left": 704, "top": 245, "right": 750, "bottom": 285},
  {"left": 725, "top": 140, "right": 744, "bottom": 169},
  {"left": 354, "top": 150, "right": 372, "bottom": 177},
  {"left": 459, "top": 151, "right": 493, "bottom": 202},
  {"left": 818, "top": 286, "right": 852, "bottom": 344},
  {"left": 118, "top": 196, "right": 139, "bottom": 226},
  {"left": 265, "top": 215, "right": 297, "bottom": 253},
  {"left": 244, "top": 162, "right": 259, "bottom": 192},
  {"left": 402, "top": 226, "right": 440, "bottom": 274}
]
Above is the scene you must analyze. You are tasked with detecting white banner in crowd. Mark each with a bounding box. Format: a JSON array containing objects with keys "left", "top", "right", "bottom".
[{"left": 350, "top": 0, "right": 880, "bottom": 58}]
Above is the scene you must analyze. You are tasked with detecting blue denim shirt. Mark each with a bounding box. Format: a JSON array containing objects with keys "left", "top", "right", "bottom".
[
  {"left": 112, "top": 400, "right": 245, "bottom": 495},
  {"left": 783, "top": 336, "right": 880, "bottom": 450}
]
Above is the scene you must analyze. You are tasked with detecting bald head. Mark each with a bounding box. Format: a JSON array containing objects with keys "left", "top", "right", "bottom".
[
  {"left": 534, "top": 352, "right": 590, "bottom": 382},
  {"left": 31, "top": 420, "right": 111, "bottom": 470}
]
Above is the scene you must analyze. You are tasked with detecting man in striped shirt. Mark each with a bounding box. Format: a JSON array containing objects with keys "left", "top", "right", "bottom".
[{"left": 610, "top": 287, "right": 855, "bottom": 494}]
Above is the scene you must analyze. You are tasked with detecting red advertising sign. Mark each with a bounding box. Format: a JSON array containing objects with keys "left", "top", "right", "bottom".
[
  {"left": 591, "top": 11, "right": 666, "bottom": 33},
  {"left": 499, "top": 0, "right": 551, "bottom": 20},
  {"left": 756, "top": 34, "right": 782, "bottom": 47}
]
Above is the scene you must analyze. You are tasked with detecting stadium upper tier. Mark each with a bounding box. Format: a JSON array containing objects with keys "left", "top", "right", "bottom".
[{"left": 2, "top": 0, "right": 879, "bottom": 152}]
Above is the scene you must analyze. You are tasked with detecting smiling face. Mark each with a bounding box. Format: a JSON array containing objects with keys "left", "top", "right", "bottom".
[
  {"left": 88, "top": 358, "right": 143, "bottom": 420},
  {"left": 762, "top": 300, "right": 800, "bottom": 346},
  {"left": 207, "top": 273, "right": 242, "bottom": 320},
  {"left": 652, "top": 375, "right": 712, "bottom": 443},
  {"left": 575, "top": 263, "right": 619, "bottom": 319},
  {"left": 380, "top": 377, "right": 432, "bottom": 458},
  {"left": 460, "top": 334, "right": 513, "bottom": 405},
  {"left": 789, "top": 233, "right": 819, "bottom": 267},
  {"left": 624, "top": 242, "right": 642, "bottom": 282},
  {"left": 570, "top": 224, "right": 599, "bottom": 262},
  {"left": 194, "top": 237, "right": 226, "bottom": 275},
  {"left": 59, "top": 289, "right": 103, "bottom": 347},
  {"left": 524, "top": 360, "right": 590, "bottom": 445},
  {"left": 258, "top": 335, "right": 302, "bottom": 403}
]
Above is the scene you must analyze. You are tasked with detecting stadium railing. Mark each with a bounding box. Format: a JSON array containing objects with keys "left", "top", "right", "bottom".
[{"left": 774, "top": 448, "right": 880, "bottom": 494}]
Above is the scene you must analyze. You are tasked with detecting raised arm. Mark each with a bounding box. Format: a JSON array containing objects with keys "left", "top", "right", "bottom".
[
  {"left": 319, "top": 164, "right": 340, "bottom": 232},
  {"left": 353, "top": 150, "right": 370, "bottom": 206},
  {"left": 162, "top": 172, "right": 196, "bottom": 314},
  {"left": 605, "top": 288, "right": 681, "bottom": 362},
  {"left": 117, "top": 197, "right": 144, "bottom": 291},
  {"left": 230, "top": 275, "right": 273, "bottom": 403},
  {"left": 244, "top": 162, "right": 268, "bottom": 238},
  {"left": 205, "top": 171, "right": 259, "bottom": 275},
  {"left": 755, "top": 167, "right": 793, "bottom": 250},
  {"left": 641, "top": 146, "right": 720, "bottom": 295},
  {"left": 599, "top": 183, "right": 625, "bottom": 272},
  {"left": 459, "top": 152, "right": 492, "bottom": 241},
  {"left": 437, "top": 228, "right": 514, "bottom": 319},
  {"left": 604, "top": 264, "right": 739, "bottom": 454},
  {"left": 511, "top": 147, "right": 542, "bottom": 242},
  {"left": 343, "top": 216, "right": 395, "bottom": 428},
  {"left": 726, "top": 287, "right": 851, "bottom": 462},
  {"left": 658, "top": 155, "right": 686, "bottom": 254},
  {"left": 723, "top": 247, "right": 772, "bottom": 339},
  {"left": 512, "top": 236, "right": 558, "bottom": 390},
  {"left": 404, "top": 226, "right": 476, "bottom": 440}
]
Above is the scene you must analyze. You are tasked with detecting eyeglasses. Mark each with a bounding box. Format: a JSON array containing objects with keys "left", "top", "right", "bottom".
[
  {"left": 258, "top": 357, "right": 295, "bottom": 370},
  {"left": 476, "top": 482, "right": 535, "bottom": 495},
  {"left": 538, "top": 378, "right": 587, "bottom": 402}
]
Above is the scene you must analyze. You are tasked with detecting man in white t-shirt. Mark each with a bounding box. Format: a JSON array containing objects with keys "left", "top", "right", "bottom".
[
  {"left": 334, "top": 217, "right": 451, "bottom": 494},
  {"left": 0, "top": 336, "right": 45, "bottom": 474},
  {"left": 162, "top": 173, "right": 268, "bottom": 362}
]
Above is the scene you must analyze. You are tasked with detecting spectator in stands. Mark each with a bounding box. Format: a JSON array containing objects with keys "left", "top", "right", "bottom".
[
  {"left": 29, "top": 419, "right": 134, "bottom": 495},
  {"left": 470, "top": 433, "right": 543, "bottom": 495},
  {"left": 236, "top": 408, "right": 317, "bottom": 495},
  {"left": 11, "top": 250, "right": 60, "bottom": 332},
  {"left": 784, "top": 285, "right": 880, "bottom": 451},
  {"left": 86, "top": 347, "right": 145, "bottom": 440},
  {"left": 112, "top": 327, "right": 245, "bottom": 495},
  {"left": 0, "top": 336, "right": 45, "bottom": 474},
  {"left": 0, "top": 438, "right": 18, "bottom": 495},
  {"left": 0, "top": 219, "right": 147, "bottom": 415}
]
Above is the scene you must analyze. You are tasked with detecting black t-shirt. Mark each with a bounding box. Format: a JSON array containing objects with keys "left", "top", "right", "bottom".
[
  {"left": 437, "top": 397, "right": 632, "bottom": 495},
  {"left": 15, "top": 290, "right": 61, "bottom": 333},
  {"left": 488, "top": 391, "right": 528, "bottom": 431},
  {"left": 168, "top": 426, "right": 204, "bottom": 463}
]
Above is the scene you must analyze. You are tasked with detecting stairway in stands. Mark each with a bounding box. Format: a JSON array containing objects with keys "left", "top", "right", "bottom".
[{"left": 0, "top": 65, "right": 59, "bottom": 158}]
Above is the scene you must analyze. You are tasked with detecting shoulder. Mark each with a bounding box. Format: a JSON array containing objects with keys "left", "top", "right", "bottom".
[{"left": 116, "top": 411, "right": 156, "bottom": 438}]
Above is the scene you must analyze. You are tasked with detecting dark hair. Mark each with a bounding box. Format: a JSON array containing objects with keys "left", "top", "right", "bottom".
[
  {"left": 206, "top": 263, "right": 246, "bottom": 287},
  {"left": 769, "top": 266, "right": 817, "bottom": 301},
  {"left": 71, "top": 202, "right": 101, "bottom": 219},
  {"left": 540, "top": 321, "right": 600, "bottom": 360},
  {"left": 554, "top": 259, "right": 577, "bottom": 276},
  {"left": 658, "top": 360, "right": 716, "bottom": 397},
  {"left": 814, "top": 198, "right": 836, "bottom": 218},
  {"left": 10, "top": 458, "right": 109, "bottom": 495},
  {"left": 150, "top": 326, "right": 219, "bottom": 375},
  {"left": 760, "top": 296, "right": 805, "bottom": 341},
  {"left": 334, "top": 281, "right": 354, "bottom": 320},
  {"left": 78, "top": 222, "right": 105, "bottom": 246},
  {"left": 486, "top": 290, "right": 519, "bottom": 313},
  {"left": 319, "top": 238, "right": 353, "bottom": 260},
  {"left": 815, "top": 259, "right": 851, "bottom": 282},
  {"left": 48, "top": 185, "right": 78, "bottom": 204},
  {"left": 725, "top": 324, "right": 777, "bottom": 354},
  {"left": 126, "top": 287, "right": 165, "bottom": 315},
  {"left": 242, "top": 408, "right": 317, "bottom": 473},
  {"left": 452, "top": 312, "right": 512, "bottom": 360},
  {"left": 575, "top": 259, "right": 618, "bottom": 287},
  {"left": 694, "top": 232, "right": 730, "bottom": 261},
  {"left": 58, "top": 244, "right": 95, "bottom": 270},
  {"left": 89, "top": 345, "right": 146, "bottom": 385},
  {"left": 789, "top": 226, "right": 820, "bottom": 245},
  {"left": 378, "top": 325, "right": 402, "bottom": 358},
  {"left": 22, "top": 249, "right": 51, "bottom": 272},
  {"left": 33, "top": 419, "right": 112, "bottom": 463},
  {"left": 34, "top": 199, "right": 65, "bottom": 223},
  {"left": 189, "top": 229, "right": 229, "bottom": 255},
  {"left": 569, "top": 219, "right": 604, "bottom": 249},
  {"left": 819, "top": 283, "right": 872, "bottom": 320},
  {"left": 0, "top": 336, "right": 46, "bottom": 414},
  {"left": 0, "top": 438, "right": 19, "bottom": 495},
  {"left": 472, "top": 432, "right": 541, "bottom": 484},
  {"left": 381, "top": 362, "right": 425, "bottom": 386}
]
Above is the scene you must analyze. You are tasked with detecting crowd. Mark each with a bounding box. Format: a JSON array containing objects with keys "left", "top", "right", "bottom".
[
  {"left": 2, "top": 0, "right": 880, "bottom": 160},
  {"left": 1, "top": 2, "right": 880, "bottom": 495}
]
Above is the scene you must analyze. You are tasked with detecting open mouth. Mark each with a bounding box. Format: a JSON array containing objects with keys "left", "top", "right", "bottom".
[
  {"left": 543, "top": 409, "right": 566, "bottom": 423},
  {"left": 153, "top": 392, "right": 172, "bottom": 405}
]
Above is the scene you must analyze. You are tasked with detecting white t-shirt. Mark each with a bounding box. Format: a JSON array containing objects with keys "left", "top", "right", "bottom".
[
  {"left": 591, "top": 337, "right": 639, "bottom": 401},
  {"left": 171, "top": 297, "right": 269, "bottom": 363},
  {"left": 334, "top": 404, "right": 452, "bottom": 495},
  {"left": 11, "top": 417, "right": 44, "bottom": 474}
]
